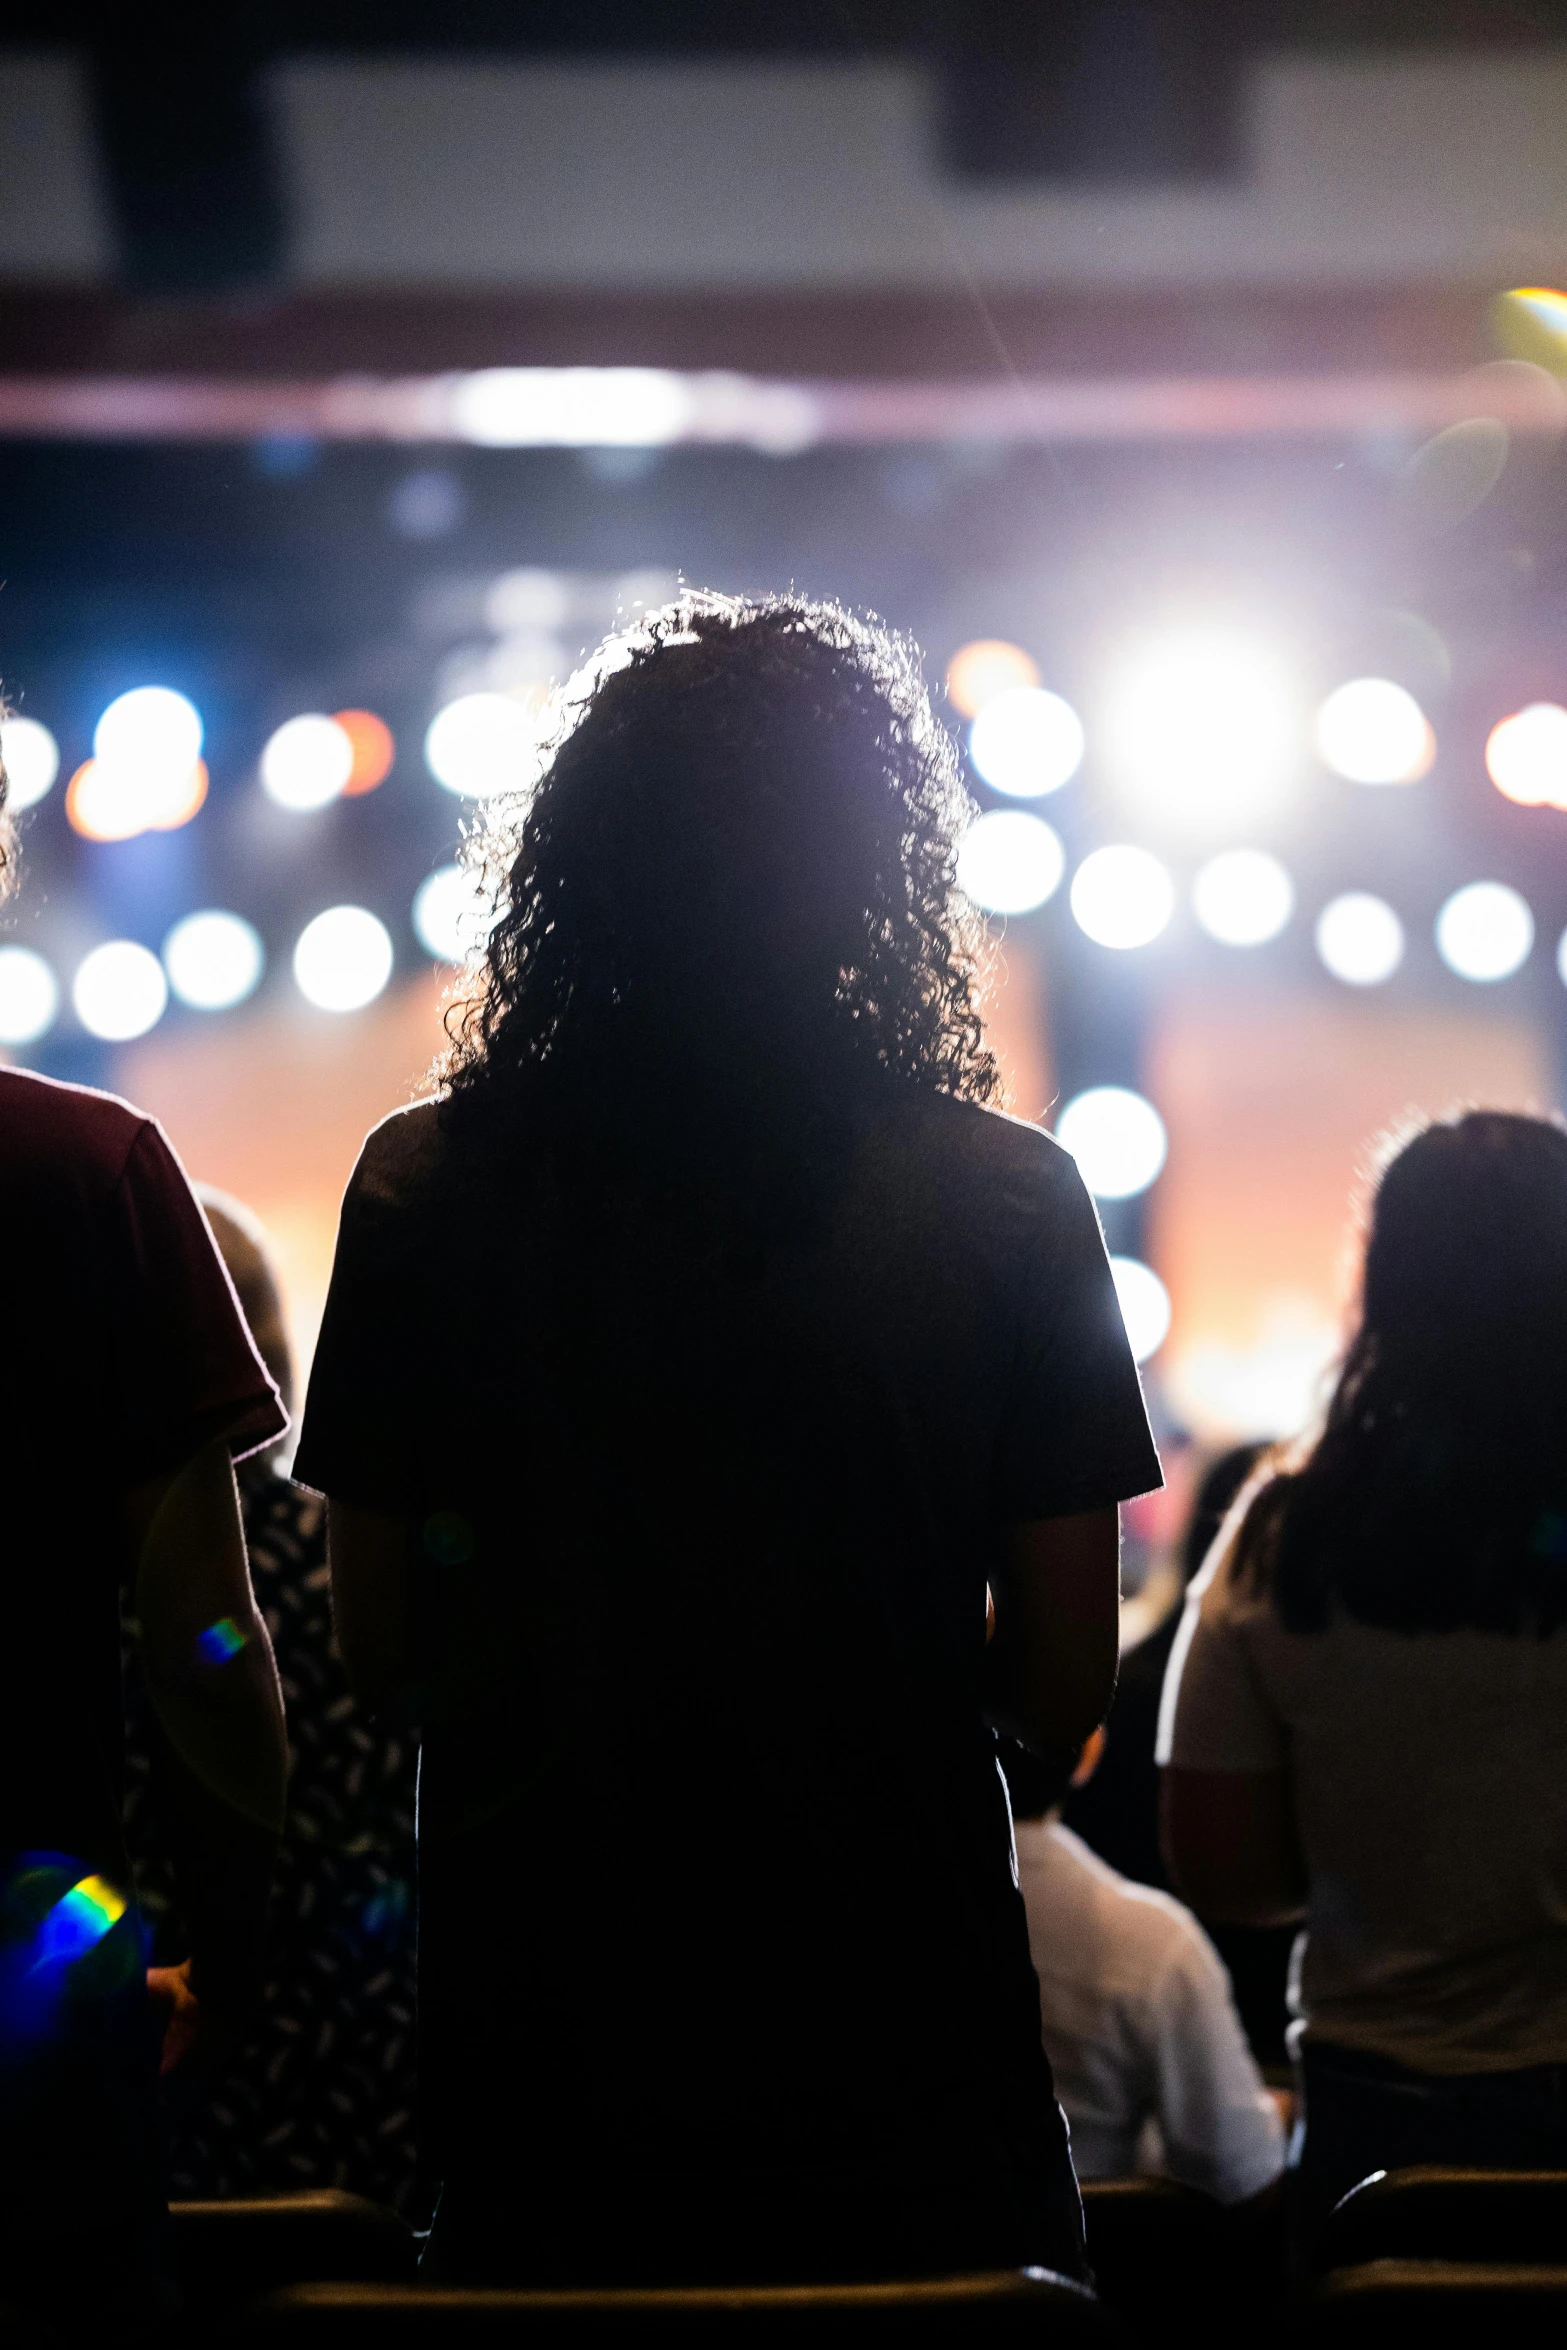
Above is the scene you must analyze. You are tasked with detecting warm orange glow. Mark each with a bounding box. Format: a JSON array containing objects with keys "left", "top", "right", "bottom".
[
  {"left": 945, "top": 640, "right": 1039, "bottom": 720},
  {"left": 66, "top": 757, "right": 208, "bottom": 841},
  {"left": 334, "top": 709, "right": 396, "bottom": 796},
  {"left": 1486, "top": 704, "right": 1567, "bottom": 808}
]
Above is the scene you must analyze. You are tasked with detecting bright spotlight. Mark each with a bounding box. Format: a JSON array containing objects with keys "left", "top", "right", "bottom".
[
  {"left": 955, "top": 810, "right": 1065, "bottom": 915},
  {"left": 452, "top": 368, "right": 694, "bottom": 448},
  {"left": 0, "top": 716, "right": 60, "bottom": 810},
  {"left": 1486, "top": 703, "right": 1567, "bottom": 808},
  {"left": 1192, "top": 849, "right": 1294, "bottom": 947},
  {"left": 412, "top": 865, "right": 496, "bottom": 964},
  {"left": 293, "top": 906, "right": 394, "bottom": 1013},
  {"left": 968, "top": 688, "right": 1084, "bottom": 799},
  {"left": 1109, "top": 1256, "right": 1172, "bottom": 1365},
  {"left": 73, "top": 940, "right": 168, "bottom": 1041},
  {"left": 1056, "top": 1087, "right": 1167, "bottom": 1200},
  {"left": 1315, "top": 678, "right": 1434, "bottom": 785},
  {"left": 425, "top": 693, "right": 539, "bottom": 799},
  {"left": 1070, "top": 845, "right": 1175, "bottom": 950},
  {"left": 261, "top": 714, "right": 355, "bottom": 812},
  {"left": 0, "top": 945, "right": 59, "bottom": 1044},
  {"left": 1104, "top": 632, "right": 1298, "bottom": 827},
  {"left": 163, "top": 910, "right": 265, "bottom": 1010},
  {"left": 1434, "top": 881, "right": 1533, "bottom": 982},
  {"left": 945, "top": 640, "right": 1040, "bottom": 720},
  {"left": 1315, "top": 892, "right": 1404, "bottom": 987}
]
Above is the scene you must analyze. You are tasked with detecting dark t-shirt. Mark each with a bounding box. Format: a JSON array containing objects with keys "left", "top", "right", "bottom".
[
  {"left": 296, "top": 1079, "right": 1160, "bottom": 2273},
  {"left": 1, "top": 1069, "right": 285, "bottom": 1884}
]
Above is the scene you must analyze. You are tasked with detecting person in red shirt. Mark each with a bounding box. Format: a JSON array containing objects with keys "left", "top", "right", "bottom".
[{"left": 0, "top": 756, "right": 289, "bottom": 2327}]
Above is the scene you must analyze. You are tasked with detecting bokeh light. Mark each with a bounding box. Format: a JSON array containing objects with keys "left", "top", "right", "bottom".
[
  {"left": 1434, "top": 881, "right": 1533, "bottom": 982},
  {"left": 412, "top": 865, "right": 495, "bottom": 964},
  {"left": 1070, "top": 845, "right": 1175, "bottom": 950},
  {"left": 1109, "top": 1256, "right": 1172, "bottom": 1365},
  {"left": 1056, "top": 1087, "right": 1168, "bottom": 1200},
  {"left": 1192, "top": 849, "right": 1294, "bottom": 946},
  {"left": 945, "top": 640, "right": 1040, "bottom": 720},
  {"left": 162, "top": 911, "right": 265, "bottom": 1011},
  {"left": 1314, "top": 678, "right": 1435, "bottom": 785},
  {"left": 334, "top": 709, "right": 396, "bottom": 796},
  {"left": 1103, "top": 631, "right": 1298, "bottom": 827},
  {"left": 969, "top": 687, "right": 1085, "bottom": 799},
  {"left": 261, "top": 714, "right": 354, "bottom": 812},
  {"left": 1486, "top": 703, "right": 1567, "bottom": 808},
  {"left": 0, "top": 715, "right": 60, "bottom": 810},
  {"left": 451, "top": 367, "right": 694, "bottom": 448},
  {"left": 425, "top": 692, "right": 539, "bottom": 799},
  {"left": 73, "top": 940, "right": 168, "bottom": 1040},
  {"left": 1315, "top": 892, "right": 1404, "bottom": 987},
  {"left": 955, "top": 810, "right": 1065, "bottom": 915},
  {"left": 0, "top": 945, "right": 59, "bottom": 1045},
  {"left": 70, "top": 684, "right": 208, "bottom": 839},
  {"left": 94, "top": 686, "right": 203, "bottom": 780},
  {"left": 293, "top": 906, "right": 394, "bottom": 1012}
]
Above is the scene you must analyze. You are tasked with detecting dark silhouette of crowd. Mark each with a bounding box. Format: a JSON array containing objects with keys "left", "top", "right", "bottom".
[{"left": 6, "top": 593, "right": 1567, "bottom": 2336}]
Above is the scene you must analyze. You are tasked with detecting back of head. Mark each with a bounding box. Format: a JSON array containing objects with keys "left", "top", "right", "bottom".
[
  {"left": 442, "top": 593, "right": 997, "bottom": 1191},
  {"left": 1254, "top": 1110, "right": 1567, "bottom": 1632},
  {"left": 197, "top": 1186, "right": 294, "bottom": 1426}
]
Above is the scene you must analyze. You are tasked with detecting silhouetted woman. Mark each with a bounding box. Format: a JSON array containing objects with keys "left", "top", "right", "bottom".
[
  {"left": 297, "top": 595, "right": 1160, "bottom": 2286},
  {"left": 1161, "top": 1111, "right": 1567, "bottom": 2236}
]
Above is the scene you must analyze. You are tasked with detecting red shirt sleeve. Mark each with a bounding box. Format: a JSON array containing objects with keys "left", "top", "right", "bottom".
[{"left": 102, "top": 1120, "right": 288, "bottom": 1484}]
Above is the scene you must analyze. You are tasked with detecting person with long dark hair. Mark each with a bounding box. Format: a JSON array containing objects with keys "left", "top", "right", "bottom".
[
  {"left": 1159, "top": 1110, "right": 1567, "bottom": 2233},
  {"left": 295, "top": 594, "right": 1160, "bottom": 2287}
]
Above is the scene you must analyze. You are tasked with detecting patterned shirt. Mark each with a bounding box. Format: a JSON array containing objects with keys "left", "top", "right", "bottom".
[{"left": 124, "top": 1466, "right": 421, "bottom": 2213}]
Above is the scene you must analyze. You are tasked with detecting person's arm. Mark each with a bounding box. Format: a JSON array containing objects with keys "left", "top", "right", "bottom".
[
  {"left": 986, "top": 1505, "right": 1120, "bottom": 1751},
  {"left": 1143, "top": 1923, "right": 1287, "bottom": 2205},
  {"left": 1160, "top": 1768, "right": 1307, "bottom": 1927},
  {"left": 328, "top": 1499, "right": 421, "bottom": 1718},
  {"left": 125, "top": 1437, "right": 287, "bottom": 2067}
]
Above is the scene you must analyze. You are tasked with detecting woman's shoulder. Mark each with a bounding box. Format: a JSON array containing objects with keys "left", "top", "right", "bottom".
[
  {"left": 865, "top": 1084, "right": 1082, "bottom": 1199},
  {"left": 351, "top": 1097, "right": 447, "bottom": 1210}
]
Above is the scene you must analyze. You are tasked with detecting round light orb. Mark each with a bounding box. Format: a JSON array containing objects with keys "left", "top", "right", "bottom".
[
  {"left": 334, "top": 709, "right": 396, "bottom": 796},
  {"left": 1104, "top": 632, "right": 1298, "bottom": 828},
  {"left": 93, "top": 687, "right": 203, "bottom": 781},
  {"left": 412, "top": 865, "right": 496, "bottom": 964},
  {"left": 1109, "top": 1256, "right": 1172, "bottom": 1365},
  {"left": 1486, "top": 703, "right": 1567, "bottom": 809},
  {"left": 162, "top": 910, "right": 265, "bottom": 1011},
  {"left": 293, "top": 905, "right": 394, "bottom": 1013},
  {"left": 1434, "top": 881, "right": 1533, "bottom": 983},
  {"left": 945, "top": 640, "right": 1040, "bottom": 721},
  {"left": 968, "top": 687, "right": 1084, "bottom": 799},
  {"left": 0, "top": 716, "right": 60, "bottom": 810},
  {"left": 955, "top": 810, "right": 1065, "bottom": 916},
  {"left": 1315, "top": 677, "right": 1434, "bottom": 785},
  {"left": 486, "top": 568, "right": 570, "bottom": 635},
  {"left": 1315, "top": 892, "right": 1404, "bottom": 987},
  {"left": 0, "top": 945, "right": 59, "bottom": 1044},
  {"left": 261, "top": 714, "right": 354, "bottom": 811},
  {"left": 1055, "top": 1086, "right": 1168, "bottom": 1200},
  {"left": 72, "top": 940, "right": 168, "bottom": 1041},
  {"left": 1192, "top": 848, "right": 1295, "bottom": 947},
  {"left": 1070, "top": 845, "right": 1175, "bottom": 950},
  {"left": 424, "top": 692, "right": 539, "bottom": 799}
]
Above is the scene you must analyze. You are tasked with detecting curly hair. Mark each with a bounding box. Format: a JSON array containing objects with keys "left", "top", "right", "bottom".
[
  {"left": 1239, "top": 1110, "right": 1567, "bottom": 1634},
  {"left": 442, "top": 592, "right": 999, "bottom": 1149},
  {"left": 0, "top": 712, "right": 14, "bottom": 908}
]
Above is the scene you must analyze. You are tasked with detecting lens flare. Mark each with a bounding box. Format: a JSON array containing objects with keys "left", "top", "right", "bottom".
[
  {"left": 334, "top": 709, "right": 396, "bottom": 796},
  {"left": 196, "top": 1617, "right": 248, "bottom": 1665},
  {"left": 1315, "top": 678, "right": 1434, "bottom": 785},
  {"left": 34, "top": 1875, "right": 128, "bottom": 1968},
  {"left": 945, "top": 640, "right": 1040, "bottom": 720},
  {"left": 1104, "top": 631, "right": 1299, "bottom": 828},
  {"left": 1486, "top": 704, "right": 1567, "bottom": 808}
]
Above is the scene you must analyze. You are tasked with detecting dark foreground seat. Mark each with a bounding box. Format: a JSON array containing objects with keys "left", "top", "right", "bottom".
[
  {"left": 221, "top": 2270, "right": 1122, "bottom": 2346},
  {"left": 1311, "top": 2259, "right": 1567, "bottom": 2349},
  {"left": 171, "top": 2193, "right": 416, "bottom": 2313},
  {"left": 1319, "top": 2167, "right": 1567, "bottom": 2269},
  {"left": 1079, "top": 2178, "right": 1226, "bottom": 2321}
]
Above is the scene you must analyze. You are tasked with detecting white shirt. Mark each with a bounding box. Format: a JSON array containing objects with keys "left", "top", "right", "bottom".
[{"left": 1015, "top": 1818, "right": 1284, "bottom": 2205}]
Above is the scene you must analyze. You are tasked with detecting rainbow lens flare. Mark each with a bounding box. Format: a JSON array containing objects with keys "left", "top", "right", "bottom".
[
  {"left": 196, "top": 1616, "right": 248, "bottom": 1664},
  {"left": 33, "top": 1875, "right": 128, "bottom": 1970}
]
